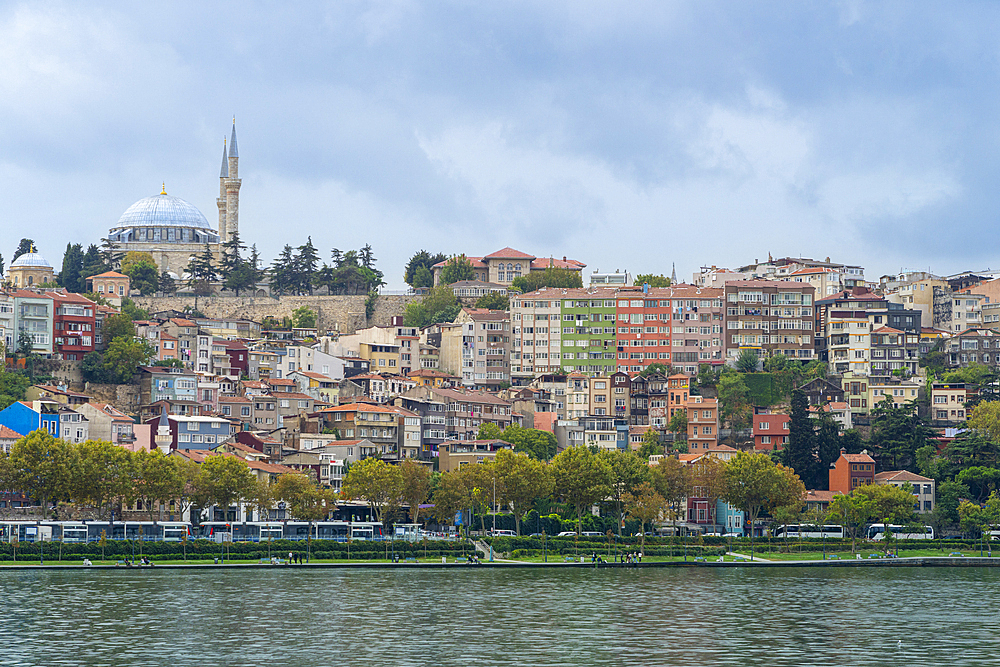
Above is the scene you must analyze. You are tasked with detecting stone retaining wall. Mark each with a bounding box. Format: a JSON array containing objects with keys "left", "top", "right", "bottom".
[{"left": 132, "top": 294, "right": 419, "bottom": 334}]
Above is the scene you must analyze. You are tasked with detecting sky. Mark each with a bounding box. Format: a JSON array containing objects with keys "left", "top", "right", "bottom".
[{"left": 1, "top": 1, "right": 999, "bottom": 289}]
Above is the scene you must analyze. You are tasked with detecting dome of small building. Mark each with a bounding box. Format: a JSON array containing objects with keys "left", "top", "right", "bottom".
[
  {"left": 10, "top": 251, "right": 52, "bottom": 269},
  {"left": 116, "top": 192, "right": 212, "bottom": 229}
]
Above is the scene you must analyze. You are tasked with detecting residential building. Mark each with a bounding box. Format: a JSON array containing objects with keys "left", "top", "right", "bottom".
[
  {"left": 45, "top": 291, "right": 96, "bottom": 360},
  {"left": 628, "top": 372, "right": 667, "bottom": 427},
  {"left": 930, "top": 383, "right": 973, "bottom": 424},
  {"left": 11, "top": 290, "right": 54, "bottom": 355},
  {"left": 55, "top": 406, "right": 88, "bottom": 443},
  {"left": 735, "top": 256, "right": 865, "bottom": 288},
  {"left": 944, "top": 328, "right": 1000, "bottom": 369},
  {"left": 439, "top": 308, "right": 511, "bottom": 388},
  {"left": 25, "top": 384, "right": 90, "bottom": 407},
  {"left": 219, "top": 395, "right": 254, "bottom": 427},
  {"left": 146, "top": 414, "right": 232, "bottom": 450},
  {"left": 160, "top": 318, "right": 199, "bottom": 368},
  {"left": 312, "top": 403, "right": 402, "bottom": 458},
  {"left": 448, "top": 280, "right": 508, "bottom": 299},
  {"left": 868, "top": 379, "right": 921, "bottom": 413},
  {"left": 829, "top": 449, "right": 876, "bottom": 494},
  {"left": 0, "top": 425, "right": 23, "bottom": 453},
  {"left": 883, "top": 275, "right": 948, "bottom": 328},
  {"left": 85, "top": 271, "right": 131, "bottom": 307},
  {"left": 431, "top": 247, "right": 585, "bottom": 287},
  {"left": 934, "top": 287, "right": 984, "bottom": 333},
  {"left": 686, "top": 395, "right": 719, "bottom": 451},
  {"left": 437, "top": 439, "right": 513, "bottom": 473},
  {"left": 868, "top": 327, "right": 920, "bottom": 381},
  {"left": 723, "top": 280, "right": 815, "bottom": 362},
  {"left": 0, "top": 400, "right": 60, "bottom": 438},
  {"left": 394, "top": 386, "right": 513, "bottom": 442},
  {"left": 840, "top": 372, "right": 870, "bottom": 415},
  {"left": 138, "top": 366, "right": 199, "bottom": 406},
  {"left": 391, "top": 392, "right": 449, "bottom": 454},
  {"left": 798, "top": 377, "right": 845, "bottom": 406},
  {"left": 875, "top": 471, "right": 935, "bottom": 514},
  {"left": 76, "top": 403, "right": 135, "bottom": 446},
  {"left": 0, "top": 292, "right": 13, "bottom": 350},
  {"left": 810, "top": 402, "right": 853, "bottom": 431},
  {"left": 753, "top": 408, "right": 789, "bottom": 451}
]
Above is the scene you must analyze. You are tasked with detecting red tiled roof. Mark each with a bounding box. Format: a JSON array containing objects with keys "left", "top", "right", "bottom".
[
  {"left": 483, "top": 247, "right": 536, "bottom": 260},
  {"left": 840, "top": 452, "right": 875, "bottom": 463},
  {"left": 875, "top": 470, "right": 933, "bottom": 483},
  {"left": 267, "top": 378, "right": 295, "bottom": 386},
  {"left": 871, "top": 326, "right": 904, "bottom": 334},
  {"left": 0, "top": 425, "right": 24, "bottom": 439},
  {"left": 87, "top": 271, "right": 129, "bottom": 279}
]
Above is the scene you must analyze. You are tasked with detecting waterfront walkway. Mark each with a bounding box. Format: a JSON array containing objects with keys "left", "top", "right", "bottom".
[{"left": 2, "top": 556, "right": 1000, "bottom": 570}]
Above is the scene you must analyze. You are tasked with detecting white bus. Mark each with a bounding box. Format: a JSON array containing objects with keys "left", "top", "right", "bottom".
[
  {"left": 867, "top": 524, "right": 934, "bottom": 540},
  {"left": 772, "top": 525, "right": 845, "bottom": 539}
]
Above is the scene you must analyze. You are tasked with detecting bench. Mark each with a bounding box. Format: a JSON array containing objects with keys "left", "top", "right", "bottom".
[
  {"left": 404, "top": 557, "right": 417, "bottom": 563},
  {"left": 826, "top": 554, "right": 841, "bottom": 560},
  {"left": 950, "top": 552, "right": 965, "bottom": 557},
  {"left": 867, "top": 554, "right": 883, "bottom": 559},
  {"left": 564, "top": 556, "right": 575, "bottom": 562},
  {"left": 455, "top": 557, "right": 468, "bottom": 563},
  {"left": 734, "top": 556, "right": 749, "bottom": 562}
]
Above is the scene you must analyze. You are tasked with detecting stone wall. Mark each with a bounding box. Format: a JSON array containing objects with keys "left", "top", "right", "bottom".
[
  {"left": 82, "top": 383, "right": 142, "bottom": 413},
  {"left": 132, "top": 294, "right": 420, "bottom": 335}
]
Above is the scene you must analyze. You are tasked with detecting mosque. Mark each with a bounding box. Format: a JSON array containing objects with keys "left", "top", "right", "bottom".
[{"left": 105, "top": 120, "right": 243, "bottom": 277}]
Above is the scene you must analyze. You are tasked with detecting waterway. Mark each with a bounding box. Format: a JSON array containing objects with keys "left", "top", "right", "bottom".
[{"left": 2, "top": 566, "right": 998, "bottom": 666}]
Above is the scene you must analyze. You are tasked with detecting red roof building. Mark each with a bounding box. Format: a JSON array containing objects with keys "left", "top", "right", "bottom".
[{"left": 829, "top": 448, "right": 876, "bottom": 494}]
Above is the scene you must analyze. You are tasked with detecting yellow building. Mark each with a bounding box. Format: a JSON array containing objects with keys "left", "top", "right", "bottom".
[{"left": 7, "top": 249, "right": 55, "bottom": 288}]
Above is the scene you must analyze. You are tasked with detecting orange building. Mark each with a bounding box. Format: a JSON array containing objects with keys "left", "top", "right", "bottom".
[
  {"left": 829, "top": 448, "right": 875, "bottom": 494},
  {"left": 686, "top": 395, "right": 719, "bottom": 451}
]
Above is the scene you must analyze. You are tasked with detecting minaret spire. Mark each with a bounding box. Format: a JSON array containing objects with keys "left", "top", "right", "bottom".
[
  {"left": 219, "top": 137, "right": 229, "bottom": 178},
  {"left": 224, "top": 118, "right": 241, "bottom": 243},
  {"left": 671, "top": 262, "right": 677, "bottom": 285},
  {"left": 217, "top": 137, "right": 228, "bottom": 241}
]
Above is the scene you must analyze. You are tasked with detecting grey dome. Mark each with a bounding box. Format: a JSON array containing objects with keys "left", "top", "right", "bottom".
[
  {"left": 116, "top": 193, "right": 212, "bottom": 230},
  {"left": 11, "top": 252, "right": 52, "bottom": 269}
]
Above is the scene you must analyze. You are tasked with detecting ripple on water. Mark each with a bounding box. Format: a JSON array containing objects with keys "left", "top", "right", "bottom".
[{"left": 2, "top": 567, "right": 1000, "bottom": 666}]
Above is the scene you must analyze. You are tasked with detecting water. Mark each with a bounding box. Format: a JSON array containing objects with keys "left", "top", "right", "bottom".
[{"left": 2, "top": 566, "right": 998, "bottom": 666}]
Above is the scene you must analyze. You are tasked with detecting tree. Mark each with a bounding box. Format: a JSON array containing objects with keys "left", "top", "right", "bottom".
[
  {"left": 633, "top": 274, "right": 671, "bottom": 288},
  {"left": 195, "top": 455, "right": 257, "bottom": 522},
  {"left": 0, "top": 252, "right": 4, "bottom": 277},
  {"left": 783, "top": 388, "right": 817, "bottom": 486},
  {"left": 475, "top": 292, "right": 510, "bottom": 310},
  {"left": 430, "top": 470, "right": 470, "bottom": 527},
  {"left": 132, "top": 449, "right": 183, "bottom": 521},
  {"left": 69, "top": 440, "right": 136, "bottom": 520},
  {"left": 16, "top": 328, "right": 34, "bottom": 357},
  {"left": 291, "top": 306, "right": 317, "bottom": 329},
  {"left": 399, "top": 459, "right": 432, "bottom": 524},
  {"left": 103, "top": 313, "right": 136, "bottom": 343},
  {"left": 852, "top": 482, "right": 918, "bottom": 536},
  {"left": 967, "top": 401, "right": 1000, "bottom": 442},
  {"left": 81, "top": 351, "right": 110, "bottom": 383},
  {"left": 637, "top": 428, "right": 664, "bottom": 459},
  {"left": 639, "top": 363, "right": 671, "bottom": 378},
  {"left": 79, "top": 244, "right": 108, "bottom": 282},
  {"left": 667, "top": 411, "right": 688, "bottom": 446},
  {"left": 341, "top": 457, "right": 403, "bottom": 522},
  {"left": 599, "top": 449, "right": 651, "bottom": 535},
  {"left": 219, "top": 232, "right": 246, "bottom": 279},
  {"left": 736, "top": 349, "right": 760, "bottom": 373},
  {"left": 8, "top": 429, "right": 71, "bottom": 515},
  {"left": 59, "top": 243, "right": 85, "bottom": 292},
  {"left": 959, "top": 491, "right": 1000, "bottom": 538},
  {"left": 403, "top": 285, "right": 460, "bottom": 328},
  {"left": 717, "top": 372, "right": 751, "bottom": 433},
  {"left": 121, "top": 252, "right": 159, "bottom": 296},
  {"left": 498, "top": 424, "right": 557, "bottom": 460},
  {"left": 933, "top": 480, "right": 970, "bottom": 529},
  {"left": 868, "top": 395, "right": 932, "bottom": 472},
  {"left": 650, "top": 457, "right": 691, "bottom": 529},
  {"left": 294, "top": 237, "right": 321, "bottom": 294},
  {"left": 551, "top": 446, "right": 612, "bottom": 534},
  {"left": 722, "top": 451, "right": 805, "bottom": 559},
  {"left": 403, "top": 250, "right": 446, "bottom": 287},
  {"left": 223, "top": 262, "right": 258, "bottom": 295},
  {"left": 477, "top": 422, "right": 503, "bottom": 440},
  {"left": 826, "top": 492, "right": 873, "bottom": 553},
  {"left": 511, "top": 267, "right": 583, "bottom": 293},
  {"left": 955, "top": 466, "right": 1000, "bottom": 503},
  {"left": 494, "top": 449, "right": 554, "bottom": 535},
  {"left": 12, "top": 238, "right": 34, "bottom": 262},
  {"left": 102, "top": 334, "right": 155, "bottom": 383},
  {"left": 273, "top": 473, "right": 334, "bottom": 561},
  {"left": 439, "top": 255, "right": 476, "bottom": 285},
  {"left": 99, "top": 237, "right": 123, "bottom": 270},
  {"left": 624, "top": 482, "right": 666, "bottom": 549},
  {"left": 185, "top": 244, "right": 219, "bottom": 293},
  {"left": 158, "top": 270, "right": 177, "bottom": 295}
]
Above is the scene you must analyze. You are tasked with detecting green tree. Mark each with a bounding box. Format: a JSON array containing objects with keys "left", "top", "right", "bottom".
[
  {"left": 722, "top": 451, "right": 805, "bottom": 559},
  {"left": 511, "top": 267, "right": 583, "bottom": 293},
  {"left": 639, "top": 362, "right": 671, "bottom": 378},
  {"left": 16, "top": 328, "right": 34, "bottom": 357},
  {"left": 783, "top": 388, "right": 817, "bottom": 486},
  {"left": 966, "top": 401, "right": 1000, "bottom": 442},
  {"left": 403, "top": 285, "right": 461, "bottom": 328},
  {"left": 599, "top": 449, "right": 652, "bottom": 536},
  {"left": 404, "top": 250, "right": 447, "bottom": 287},
  {"left": 121, "top": 252, "right": 159, "bottom": 296},
  {"left": 852, "top": 482, "right": 918, "bottom": 536},
  {"left": 12, "top": 238, "right": 34, "bottom": 262},
  {"left": 825, "top": 492, "right": 874, "bottom": 553},
  {"left": 476, "top": 422, "right": 503, "bottom": 440},
  {"left": 399, "top": 459, "right": 433, "bottom": 524},
  {"left": 158, "top": 270, "right": 177, "bottom": 295},
  {"left": 439, "top": 255, "right": 476, "bottom": 285},
  {"left": 551, "top": 446, "right": 612, "bottom": 534},
  {"left": 223, "top": 262, "right": 259, "bottom": 295},
  {"left": 341, "top": 457, "right": 403, "bottom": 522},
  {"left": 633, "top": 274, "right": 671, "bottom": 288},
  {"left": 637, "top": 428, "right": 664, "bottom": 459},
  {"left": 494, "top": 449, "right": 554, "bottom": 535},
  {"left": 69, "top": 440, "right": 136, "bottom": 520},
  {"left": 59, "top": 243, "right": 85, "bottom": 292},
  {"left": 430, "top": 470, "right": 470, "bottom": 527},
  {"left": 933, "top": 480, "right": 971, "bottom": 529},
  {"left": 195, "top": 455, "right": 257, "bottom": 521},
  {"left": 8, "top": 429, "right": 71, "bottom": 514},
  {"left": 79, "top": 244, "right": 108, "bottom": 282},
  {"left": 294, "top": 237, "right": 321, "bottom": 295},
  {"left": 667, "top": 411, "right": 688, "bottom": 447},
  {"left": 291, "top": 306, "right": 317, "bottom": 329},
  {"left": 955, "top": 466, "right": 1000, "bottom": 503},
  {"left": 959, "top": 492, "right": 1000, "bottom": 538},
  {"left": 475, "top": 292, "right": 510, "bottom": 310},
  {"left": 185, "top": 244, "right": 219, "bottom": 293},
  {"left": 219, "top": 232, "right": 246, "bottom": 279},
  {"left": 499, "top": 424, "right": 557, "bottom": 460},
  {"left": 650, "top": 457, "right": 691, "bottom": 529},
  {"left": 717, "top": 371, "right": 751, "bottom": 433},
  {"left": 736, "top": 349, "right": 760, "bottom": 373},
  {"left": 868, "top": 395, "right": 932, "bottom": 472},
  {"left": 102, "top": 337, "right": 156, "bottom": 383},
  {"left": 103, "top": 313, "right": 136, "bottom": 343},
  {"left": 132, "top": 449, "right": 184, "bottom": 521},
  {"left": 624, "top": 482, "right": 666, "bottom": 549},
  {"left": 81, "top": 351, "right": 111, "bottom": 383}
]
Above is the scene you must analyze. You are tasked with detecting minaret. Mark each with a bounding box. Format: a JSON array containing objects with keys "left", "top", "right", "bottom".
[
  {"left": 155, "top": 404, "right": 173, "bottom": 454},
  {"left": 217, "top": 138, "right": 229, "bottom": 241},
  {"left": 224, "top": 118, "right": 241, "bottom": 243},
  {"left": 671, "top": 263, "right": 677, "bottom": 285}
]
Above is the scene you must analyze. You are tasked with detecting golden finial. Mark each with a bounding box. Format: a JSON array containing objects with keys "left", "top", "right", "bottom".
[
  {"left": 160, "top": 182, "right": 167, "bottom": 195},
  {"left": 31, "top": 243, "right": 36, "bottom": 254},
  {"left": 233, "top": 115, "right": 236, "bottom": 124}
]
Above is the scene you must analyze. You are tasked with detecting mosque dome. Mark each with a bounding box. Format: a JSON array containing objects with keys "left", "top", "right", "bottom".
[
  {"left": 116, "top": 192, "right": 212, "bottom": 230},
  {"left": 10, "top": 252, "right": 52, "bottom": 269}
]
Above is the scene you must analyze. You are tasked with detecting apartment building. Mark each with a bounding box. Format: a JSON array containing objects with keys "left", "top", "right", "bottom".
[
  {"left": 723, "top": 281, "right": 816, "bottom": 362},
  {"left": 930, "top": 382, "right": 973, "bottom": 424},
  {"left": 45, "top": 291, "right": 96, "bottom": 361},
  {"left": 736, "top": 256, "right": 865, "bottom": 288},
  {"left": 884, "top": 275, "right": 948, "bottom": 328},
  {"left": 753, "top": 408, "right": 789, "bottom": 451},
  {"left": 934, "top": 288, "right": 985, "bottom": 333},
  {"left": 395, "top": 386, "right": 513, "bottom": 442},
  {"left": 628, "top": 372, "right": 667, "bottom": 427},
  {"left": 944, "top": 328, "right": 1000, "bottom": 368},
  {"left": 510, "top": 287, "right": 618, "bottom": 380},
  {"left": 686, "top": 395, "right": 719, "bottom": 451},
  {"left": 439, "top": 308, "right": 511, "bottom": 388},
  {"left": 829, "top": 449, "right": 875, "bottom": 494},
  {"left": 868, "top": 379, "right": 921, "bottom": 413},
  {"left": 11, "top": 290, "right": 54, "bottom": 355}
]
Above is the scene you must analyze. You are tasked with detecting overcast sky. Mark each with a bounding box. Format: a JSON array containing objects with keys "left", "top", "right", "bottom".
[{"left": 2, "top": 1, "right": 999, "bottom": 288}]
